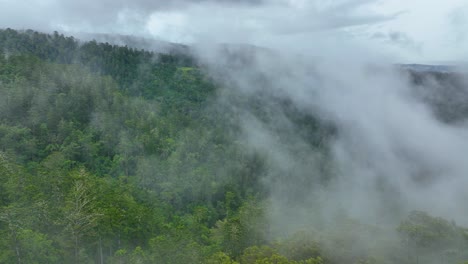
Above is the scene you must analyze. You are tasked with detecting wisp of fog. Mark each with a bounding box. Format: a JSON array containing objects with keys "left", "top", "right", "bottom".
[{"left": 188, "top": 0, "right": 468, "bottom": 237}]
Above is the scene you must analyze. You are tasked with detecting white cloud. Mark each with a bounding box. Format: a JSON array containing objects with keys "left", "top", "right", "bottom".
[
  {"left": 0, "top": 0, "right": 466, "bottom": 61},
  {"left": 146, "top": 12, "right": 191, "bottom": 43},
  {"left": 368, "top": 0, "right": 468, "bottom": 62}
]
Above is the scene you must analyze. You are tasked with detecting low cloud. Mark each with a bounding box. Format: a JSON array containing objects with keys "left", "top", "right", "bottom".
[
  {"left": 0, "top": 0, "right": 395, "bottom": 44},
  {"left": 371, "top": 31, "right": 422, "bottom": 54},
  {"left": 194, "top": 28, "right": 468, "bottom": 239},
  {"left": 449, "top": 4, "right": 468, "bottom": 46},
  {"left": 0, "top": 0, "right": 263, "bottom": 34}
]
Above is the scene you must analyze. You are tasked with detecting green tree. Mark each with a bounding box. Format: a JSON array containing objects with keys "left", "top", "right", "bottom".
[{"left": 63, "top": 169, "right": 102, "bottom": 263}]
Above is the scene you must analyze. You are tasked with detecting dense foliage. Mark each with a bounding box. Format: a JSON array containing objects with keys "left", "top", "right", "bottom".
[{"left": 0, "top": 29, "right": 467, "bottom": 264}]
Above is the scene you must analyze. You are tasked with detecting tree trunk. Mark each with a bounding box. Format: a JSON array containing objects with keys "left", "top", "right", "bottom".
[
  {"left": 99, "top": 236, "right": 103, "bottom": 264},
  {"left": 14, "top": 233, "right": 21, "bottom": 264},
  {"left": 75, "top": 234, "right": 79, "bottom": 264}
]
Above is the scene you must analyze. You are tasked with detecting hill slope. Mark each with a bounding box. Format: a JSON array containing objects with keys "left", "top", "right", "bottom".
[{"left": 1, "top": 29, "right": 467, "bottom": 264}]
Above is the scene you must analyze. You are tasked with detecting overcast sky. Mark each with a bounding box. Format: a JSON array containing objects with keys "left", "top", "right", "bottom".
[{"left": 0, "top": 0, "right": 466, "bottom": 63}]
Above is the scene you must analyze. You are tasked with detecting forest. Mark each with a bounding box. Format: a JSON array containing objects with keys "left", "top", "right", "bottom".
[{"left": 0, "top": 28, "right": 467, "bottom": 264}]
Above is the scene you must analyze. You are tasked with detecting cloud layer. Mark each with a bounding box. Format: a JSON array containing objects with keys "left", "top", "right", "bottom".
[
  {"left": 1, "top": 0, "right": 466, "bottom": 61},
  {"left": 193, "top": 38, "right": 468, "bottom": 239}
]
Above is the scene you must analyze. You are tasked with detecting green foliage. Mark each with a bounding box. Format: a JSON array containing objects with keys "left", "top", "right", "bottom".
[
  {"left": 211, "top": 198, "right": 268, "bottom": 258},
  {"left": 398, "top": 210, "right": 459, "bottom": 249},
  {"left": 0, "top": 28, "right": 259, "bottom": 263},
  {"left": 397, "top": 211, "right": 468, "bottom": 263},
  {"left": 206, "top": 251, "right": 240, "bottom": 264},
  {"left": 276, "top": 231, "right": 323, "bottom": 261},
  {"left": 16, "top": 229, "right": 59, "bottom": 264},
  {"left": 240, "top": 245, "right": 324, "bottom": 264}
]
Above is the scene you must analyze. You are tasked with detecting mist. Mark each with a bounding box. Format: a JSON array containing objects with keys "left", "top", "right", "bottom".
[
  {"left": 172, "top": 2, "right": 468, "bottom": 261},
  {"left": 172, "top": 0, "right": 467, "bottom": 224},
  {"left": 176, "top": 15, "right": 468, "bottom": 264},
  {"left": 83, "top": 0, "right": 468, "bottom": 254},
  {"left": 2, "top": 0, "right": 468, "bottom": 263}
]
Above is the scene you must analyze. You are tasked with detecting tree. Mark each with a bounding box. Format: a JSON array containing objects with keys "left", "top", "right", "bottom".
[
  {"left": 63, "top": 169, "right": 102, "bottom": 263},
  {"left": 398, "top": 211, "right": 467, "bottom": 263}
]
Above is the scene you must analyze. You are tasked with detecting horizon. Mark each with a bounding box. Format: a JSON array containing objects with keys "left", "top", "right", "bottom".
[
  {"left": 3, "top": 27, "right": 468, "bottom": 67},
  {"left": 0, "top": 0, "right": 466, "bottom": 63}
]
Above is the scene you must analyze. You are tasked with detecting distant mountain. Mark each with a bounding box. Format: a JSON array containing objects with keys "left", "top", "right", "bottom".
[
  {"left": 73, "top": 32, "right": 190, "bottom": 54},
  {"left": 399, "top": 64, "right": 460, "bottom": 73},
  {"left": 405, "top": 65, "right": 468, "bottom": 124}
]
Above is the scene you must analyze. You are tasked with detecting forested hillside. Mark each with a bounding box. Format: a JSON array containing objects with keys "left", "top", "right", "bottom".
[{"left": 0, "top": 29, "right": 467, "bottom": 264}]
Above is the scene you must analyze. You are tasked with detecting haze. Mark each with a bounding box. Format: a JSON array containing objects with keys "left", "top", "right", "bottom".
[{"left": 0, "top": 0, "right": 467, "bottom": 62}]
